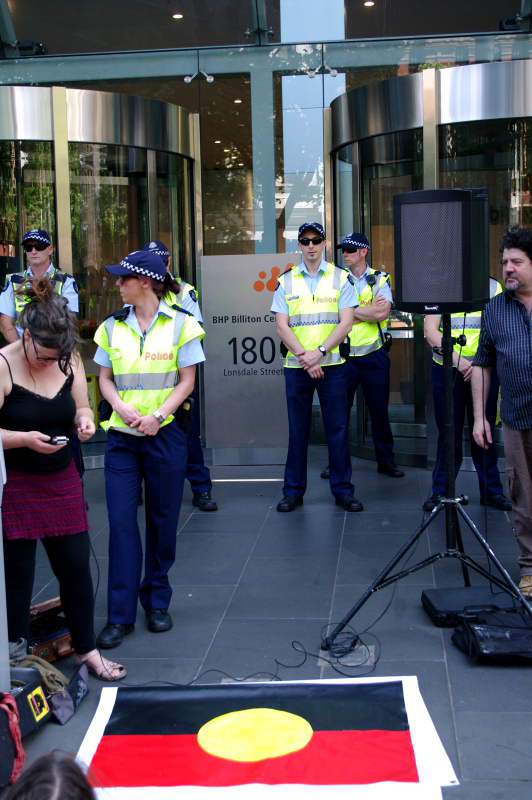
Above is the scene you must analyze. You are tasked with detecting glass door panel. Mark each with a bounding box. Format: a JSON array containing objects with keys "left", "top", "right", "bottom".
[
  {"left": 439, "top": 118, "right": 532, "bottom": 282},
  {"left": 69, "top": 142, "right": 149, "bottom": 356}
]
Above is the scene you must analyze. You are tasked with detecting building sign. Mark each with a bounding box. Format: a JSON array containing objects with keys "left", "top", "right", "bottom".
[{"left": 201, "top": 254, "right": 298, "bottom": 449}]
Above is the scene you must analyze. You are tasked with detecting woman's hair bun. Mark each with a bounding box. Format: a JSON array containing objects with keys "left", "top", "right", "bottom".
[{"left": 21, "top": 277, "right": 55, "bottom": 304}]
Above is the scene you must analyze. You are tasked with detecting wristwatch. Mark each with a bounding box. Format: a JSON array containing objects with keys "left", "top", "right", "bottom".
[
  {"left": 152, "top": 410, "right": 166, "bottom": 424},
  {"left": 318, "top": 345, "right": 328, "bottom": 356}
]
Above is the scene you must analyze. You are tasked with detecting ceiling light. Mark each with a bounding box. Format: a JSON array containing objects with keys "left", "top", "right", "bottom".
[
  {"left": 172, "top": 12, "right": 184, "bottom": 19},
  {"left": 214, "top": 140, "right": 221, "bottom": 144},
  {"left": 223, "top": 148, "right": 230, "bottom": 153},
  {"left": 363, "top": 1, "right": 375, "bottom": 6},
  {"left": 234, "top": 98, "right": 243, "bottom": 104},
  {"left": 238, "top": 162, "right": 244, "bottom": 167}
]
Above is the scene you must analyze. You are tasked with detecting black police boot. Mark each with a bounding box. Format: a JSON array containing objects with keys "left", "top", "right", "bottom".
[
  {"left": 146, "top": 609, "right": 173, "bottom": 633},
  {"left": 96, "top": 623, "right": 134, "bottom": 650},
  {"left": 276, "top": 495, "right": 303, "bottom": 512},
  {"left": 192, "top": 491, "right": 218, "bottom": 512},
  {"left": 481, "top": 494, "right": 512, "bottom": 512},
  {"left": 377, "top": 463, "right": 405, "bottom": 478},
  {"left": 422, "top": 495, "right": 440, "bottom": 513},
  {"left": 335, "top": 495, "right": 364, "bottom": 512}
]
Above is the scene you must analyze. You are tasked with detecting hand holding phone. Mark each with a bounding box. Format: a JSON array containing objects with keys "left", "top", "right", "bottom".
[{"left": 49, "top": 435, "right": 69, "bottom": 446}]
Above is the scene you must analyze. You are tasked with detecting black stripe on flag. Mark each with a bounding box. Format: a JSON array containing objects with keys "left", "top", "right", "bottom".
[{"left": 104, "top": 681, "right": 409, "bottom": 735}]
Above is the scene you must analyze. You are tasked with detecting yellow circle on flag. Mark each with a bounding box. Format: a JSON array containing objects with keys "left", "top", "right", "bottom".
[{"left": 197, "top": 707, "right": 314, "bottom": 762}]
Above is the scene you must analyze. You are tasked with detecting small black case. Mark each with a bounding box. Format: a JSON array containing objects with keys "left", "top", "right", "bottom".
[
  {"left": 421, "top": 586, "right": 518, "bottom": 628},
  {"left": 452, "top": 608, "right": 532, "bottom": 664}
]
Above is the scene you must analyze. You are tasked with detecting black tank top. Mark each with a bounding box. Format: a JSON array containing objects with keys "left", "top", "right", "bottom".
[{"left": 0, "top": 353, "right": 75, "bottom": 474}]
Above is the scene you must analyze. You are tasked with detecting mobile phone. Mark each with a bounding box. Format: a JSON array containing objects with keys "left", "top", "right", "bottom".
[{"left": 49, "top": 435, "right": 69, "bottom": 445}]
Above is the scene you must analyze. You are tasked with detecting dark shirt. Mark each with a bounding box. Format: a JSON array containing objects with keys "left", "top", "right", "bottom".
[
  {"left": 473, "top": 290, "right": 532, "bottom": 430},
  {"left": 0, "top": 354, "right": 75, "bottom": 473}
]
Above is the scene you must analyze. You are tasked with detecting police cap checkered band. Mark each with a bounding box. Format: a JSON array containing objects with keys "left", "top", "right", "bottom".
[
  {"left": 298, "top": 222, "right": 325, "bottom": 239},
  {"left": 105, "top": 249, "right": 167, "bottom": 282},
  {"left": 143, "top": 239, "right": 170, "bottom": 259},
  {"left": 21, "top": 229, "right": 52, "bottom": 246},
  {"left": 341, "top": 232, "right": 370, "bottom": 250}
]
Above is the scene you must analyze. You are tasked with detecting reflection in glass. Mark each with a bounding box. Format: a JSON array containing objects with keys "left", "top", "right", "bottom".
[
  {"left": 440, "top": 118, "right": 532, "bottom": 279},
  {"left": 154, "top": 151, "right": 194, "bottom": 285},
  {"left": 69, "top": 143, "right": 149, "bottom": 350},
  {"left": 201, "top": 74, "right": 254, "bottom": 256},
  {"left": 0, "top": 141, "right": 56, "bottom": 286},
  {"left": 334, "top": 128, "right": 423, "bottom": 449}
]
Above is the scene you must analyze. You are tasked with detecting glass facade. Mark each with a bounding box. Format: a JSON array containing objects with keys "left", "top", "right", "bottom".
[
  {"left": 334, "top": 130, "right": 424, "bottom": 458},
  {"left": 69, "top": 142, "right": 149, "bottom": 349},
  {"left": 9, "top": 0, "right": 521, "bottom": 55},
  {"left": 0, "top": 141, "right": 56, "bottom": 285},
  {"left": 440, "top": 118, "right": 532, "bottom": 280}
]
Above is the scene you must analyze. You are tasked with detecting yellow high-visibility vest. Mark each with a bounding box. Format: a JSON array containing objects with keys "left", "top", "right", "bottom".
[
  {"left": 432, "top": 277, "right": 503, "bottom": 365},
  {"left": 8, "top": 266, "right": 67, "bottom": 320},
  {"left": 94, "top": 303, "right": 204, "bottom": 431},
  {"left": 349, "top": 268, "right": 391, "bottom": 357},
  {"left": 279, "top": 262, "right": 351, "bottom": 368}
]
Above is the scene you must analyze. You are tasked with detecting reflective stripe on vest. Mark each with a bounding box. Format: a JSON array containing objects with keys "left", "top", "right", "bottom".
[
  {"left": 432, "top": 277, "right": 503, "bottom": 365},
  {"left": 11, "top": 267, "right": 65, "bottom": 318},
  {"left": 281, "top": 263, "right": 348, "bottom": 368},
  {"left": 96, "top": 308, "right": 200, "bottom": 431},
  {"left": 349, "top": 269, "right": 390, "bottom": 357}
]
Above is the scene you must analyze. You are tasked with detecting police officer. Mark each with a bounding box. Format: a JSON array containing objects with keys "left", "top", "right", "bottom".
[
  {"left": 424, "top": 276, "right": 511, "bottom": 512},
  {"left": 272, "top": 222, "right": 362, "bottom": 512},
  {"left": 93, "top": 249, "right": 205, "bottom": 649},
  {"left": 0, "top": 229, "right": 78, "bottom": 342},
  {"left": 142, "top": 240, "right": 217, "bottom": 512},
  {"left": 323, "top": 233, "right": 403, "bottom": 480}
]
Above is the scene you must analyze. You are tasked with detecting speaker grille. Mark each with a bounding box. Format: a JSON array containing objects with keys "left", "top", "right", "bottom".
[{"left": 400, "top": 201, "right": 463, "bottom": 303}]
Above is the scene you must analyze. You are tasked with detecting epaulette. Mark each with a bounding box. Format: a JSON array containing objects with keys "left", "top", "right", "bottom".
[
  {"left": 10, "top": 274, "right": 25, "bottom": 285},
  {"left": 171, "top": 303, "right": 194, "bottom": 317},
  {"left": 347, "top": 273, "right": 355, "bottom": 286},
  {"left": 52, "top": 271, "right": 67, "bottom": 285},
  {"left": 372, "top": 269, "right": 389, "bottom": 279},
  {"left": 109, "top": 307, "right": 130, "bottom": 322}
]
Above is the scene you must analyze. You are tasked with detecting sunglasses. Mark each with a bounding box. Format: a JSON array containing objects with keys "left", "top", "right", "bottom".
[
  {"left": 299, "top": 237, "right": 324, "bottom": 246},
  {"left": 342, "top": 247, "right": 359, "bottom": 254},
  {"left": 23, "top": 241, "right": 49, "bottom": 253}
]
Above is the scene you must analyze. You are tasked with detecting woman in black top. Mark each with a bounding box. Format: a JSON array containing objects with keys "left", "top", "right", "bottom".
[{"left": 0, "top": 278, "right": 126, "bottom": 681}]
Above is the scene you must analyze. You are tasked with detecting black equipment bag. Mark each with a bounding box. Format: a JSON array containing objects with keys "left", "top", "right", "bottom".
[
  {"left": 421, "top": 586, "right": 518, "bottom": 628},
  {"left": 452, "top": 608, "right": 532, "bottom": 664}
]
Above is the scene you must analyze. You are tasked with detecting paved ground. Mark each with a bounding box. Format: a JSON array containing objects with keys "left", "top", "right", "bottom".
[{"left": 20, "top": 447, "right": 532, "bottom": 798}]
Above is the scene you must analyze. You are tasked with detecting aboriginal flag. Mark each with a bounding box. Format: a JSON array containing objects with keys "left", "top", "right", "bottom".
[{"left": 83, "top": 680, "right": 431, "bottom": 793}]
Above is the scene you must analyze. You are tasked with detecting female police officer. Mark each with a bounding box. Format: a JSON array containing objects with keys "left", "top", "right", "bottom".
[{"left": 93, "top": 249, "right": 205, "bottom": 649}]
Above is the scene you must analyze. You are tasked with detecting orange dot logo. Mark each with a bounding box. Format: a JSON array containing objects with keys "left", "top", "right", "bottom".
[
  {"left": 253, "top": 266, "right": 283, "bottom": 292},
  {"left": 253, "top": 271, "right": 268, "bottom": 292}
]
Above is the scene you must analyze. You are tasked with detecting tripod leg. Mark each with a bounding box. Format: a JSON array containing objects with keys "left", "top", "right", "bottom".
[
  {"left": 450, "top": 505, "right": 471, "bottom": 587},
  {"left": 322, "top": 505, "right": 444, "bottom": 650}
]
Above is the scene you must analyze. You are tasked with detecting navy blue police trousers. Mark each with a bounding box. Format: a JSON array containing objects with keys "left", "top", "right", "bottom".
[
  {"left": 104, "top": 420, "right": 187, "bottom": 625},
  {"left": 283, "top": 363, "right": 354, "bottom": 499}
]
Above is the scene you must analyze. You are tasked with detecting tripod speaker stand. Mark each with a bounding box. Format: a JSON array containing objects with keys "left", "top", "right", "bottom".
[{"left": 322, "top": 314, "right": 532, "bottom": 653}]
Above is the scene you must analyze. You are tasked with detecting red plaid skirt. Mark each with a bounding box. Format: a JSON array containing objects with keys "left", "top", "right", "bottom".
[{"left": 2, "top": 460, "right": 88, "bottom": 540}]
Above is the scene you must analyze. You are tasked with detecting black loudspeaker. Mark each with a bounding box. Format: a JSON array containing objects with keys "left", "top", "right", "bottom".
[{"left": 394, "top": 188, "right": 490, "bottom": 313}]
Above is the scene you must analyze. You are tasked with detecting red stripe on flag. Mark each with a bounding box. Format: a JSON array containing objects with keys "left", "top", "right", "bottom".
[{"left": 90, "top": 730, "right": 419, "bottom": 787}]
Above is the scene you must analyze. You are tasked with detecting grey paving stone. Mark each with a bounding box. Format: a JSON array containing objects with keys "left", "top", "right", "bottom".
[{"left": 455, "top": 712, "right": 532, "bottom": 781}]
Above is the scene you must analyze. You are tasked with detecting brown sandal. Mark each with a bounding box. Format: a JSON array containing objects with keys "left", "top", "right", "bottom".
[{"left": 77, "top": 649, "right": 127, "bottom": 682}]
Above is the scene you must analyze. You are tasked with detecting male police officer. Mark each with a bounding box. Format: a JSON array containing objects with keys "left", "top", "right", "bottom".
[
  {"left": 142, "top": 240, "right": 217, "bottom": 512},
  {"left": 0, "top": 229, "right": 78, "bottom": 342},
  {"left": 272, "top": 222, "right": 362, "bottom": 512},
  {"left": 424, "top": 276, "right": 511, "bottom": 512},
  {"left": 323, "top": 233, "right": 403, "bottom": 480}
]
